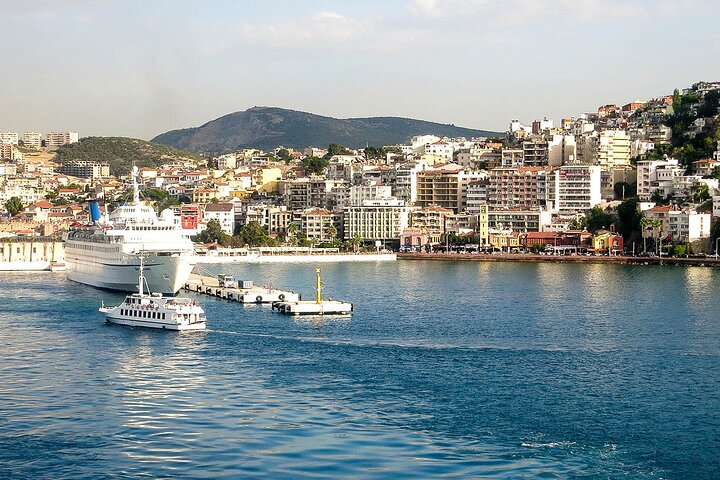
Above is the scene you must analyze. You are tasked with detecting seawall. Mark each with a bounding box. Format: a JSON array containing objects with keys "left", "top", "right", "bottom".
[{"left": 397, "top": 252, "right": 720, "bottom": 267}]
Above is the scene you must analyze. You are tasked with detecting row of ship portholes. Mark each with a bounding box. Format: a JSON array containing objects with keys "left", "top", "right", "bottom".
[{"left": 120, "top": 309, "right": 166, "bottom": 320}]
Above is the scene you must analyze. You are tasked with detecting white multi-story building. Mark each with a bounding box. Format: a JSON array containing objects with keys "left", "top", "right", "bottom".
[
  {"left": 216, "top": 154, "right": 237, "bottom": 170},
  {"left": 343, "top": 199, "right": 415, "bottom": 242},
  {"left": 349, "top": 183, "right": 392, "bottom": 206},
  {"left": 202, "top": 202, "right": 235, "bottom": 235},
  {"left": 636, "top": 158, "right": 682, "bottom": 201},
  {"left": 0, "top": 184, "right": 44, "bottom": 204},
  {"left": 644, "top": 205, "right": 711, "bottom": 243},
  {"left": 548, "top": 165, "right": 602, "bottom": 215},
  {"left": 22, "top": 132, "right": 42, "bottom": 149},
  {"left": 0, "top": 163, "right": 16, "bottom": 176},
  {"left": 0, "top": 143, "right": 23, "bottom": 161},
  {"left": 45, "top": 131, "right": 79, "bottom": 148},
  {"left": 596, "top": 130, "right": 631, "bottom": 168},
  {"left": 410, "top": 135, "right": 441, "bottom": 154},
  {"left": 466, "top": 179, "right": 490, "bottom": 214},
  {"left": 424, "top": 141, "right": 454, "bottom": 159},
  {"left": 0, "top": 132, "right": 19, "bottom": 145},
  {"left": 488, "top": 208, "right": 552, "bottom": 232},
  {"left": 547, "top": 134, "right": 577, "bottom": 166}
]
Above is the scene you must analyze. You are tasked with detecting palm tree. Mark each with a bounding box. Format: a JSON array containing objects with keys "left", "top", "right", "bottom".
[
  {"left": 351, "top": 234, "right": 362, "bottom": 253},
  {"left": 326, "top": 224, "right": 338, "bottom": 245},
  {"left": 640, "top": 217, "right": 650, "bottom": 254},
  {"left": 651, "top": 219, "right": 663, "bottom": 256},
  {"left": 286, "top": 223, "right": 299, "bottom": 246}
]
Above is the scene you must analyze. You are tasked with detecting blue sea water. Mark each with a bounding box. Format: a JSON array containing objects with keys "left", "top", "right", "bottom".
[{"left": 0, "top": 260, "right": 718, "bottom": 479}]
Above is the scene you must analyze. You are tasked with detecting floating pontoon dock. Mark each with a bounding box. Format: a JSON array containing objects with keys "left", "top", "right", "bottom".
[
  {"left": 272, "top": 268, "right": 353, "bottom": 315},
  {"left": 183, "top": 273, "right": 300, "bottom": 304}
]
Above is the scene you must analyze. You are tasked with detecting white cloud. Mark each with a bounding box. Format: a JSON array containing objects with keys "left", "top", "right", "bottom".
[
  {"left": 238, "top": 10, "right": 427, "bottom": 53},
  {"left": 407, "top": 0, "right": 666, "bottom": 24}
]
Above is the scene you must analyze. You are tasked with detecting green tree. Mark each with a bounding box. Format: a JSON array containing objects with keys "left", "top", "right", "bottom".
[
  {"left": 326, "top": 224, "right": 338, "bottom": 244},
  {"left": 239, "top": 221, "right": 273, "bottom": 247},
  {"left": 691, "top": 183, "right": 710, "bottom": 203},
  {"left": 350, "top": 234, "right": 362, "bottom": 253},
  {"left": 285, "top": 223, "right": 299, "bottom": 246},
  {"left": 581, "top": 206, "right": 617, "bottom": 233},
  {"left": 142, "top": 188, "right": 169, "bottom": 202},
  {"left": 5, "top": 197, "right": 23, "bottom": 216},
  {"left": 300, "top": 156, "right": 329, "bottom": 175},
  {"left": 196, "top": 219, "right": 229, "bottom": 245},
  {"left": 616, "top": 198, "right": 642, "bottom": 241},
  {"left": 277, "top": 148, "right": 292, "bottom": 163},
  {"left": 672, "top": 88, "right": 682, "bottom": 111},
  {"left": 326, "top": 143, "right": 351, "bottom": 157},
  {"left": 698, "top": 90, "right": 720, "bottom": 118}
]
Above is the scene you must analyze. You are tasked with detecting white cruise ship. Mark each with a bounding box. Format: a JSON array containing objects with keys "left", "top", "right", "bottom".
[{"left": 64, "top": 169, "right": 196, "bottom": 295}]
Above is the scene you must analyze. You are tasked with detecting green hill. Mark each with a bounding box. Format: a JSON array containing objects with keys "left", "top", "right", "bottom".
[
  {"left": 152, "top": 107, "right": 501, "bottom": 154},
  {"left": 55, "top": 137, "right": 204, "bottom": 176}
]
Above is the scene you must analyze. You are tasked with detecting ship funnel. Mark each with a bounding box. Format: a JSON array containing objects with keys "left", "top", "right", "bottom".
[{"left": 89, "top": 201, "right": 102, "bottom": 222}]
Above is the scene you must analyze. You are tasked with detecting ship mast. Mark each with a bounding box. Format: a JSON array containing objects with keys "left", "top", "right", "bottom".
[
  {"left": 137, "top": 253, "right": 146, "bottom": 296},
  {"left": 131, "top": 165, "right": 140, "bottom": 205}
]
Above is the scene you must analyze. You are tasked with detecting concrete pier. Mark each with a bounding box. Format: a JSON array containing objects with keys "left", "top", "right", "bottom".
[
  {"left": 272, "top": 268, "right": 353, "bottom": 316},
  {"left": 183, "top": 273, "right": 300, "bottom": 304}
]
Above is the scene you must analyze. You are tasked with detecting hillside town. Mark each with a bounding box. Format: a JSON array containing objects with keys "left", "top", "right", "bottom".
[{"left": 2, "top": 81, "right": 720, "bottom": 258}]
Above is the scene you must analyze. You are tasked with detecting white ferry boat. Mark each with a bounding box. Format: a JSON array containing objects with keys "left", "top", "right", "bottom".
[
  {"left": 65, "top": 167, "right": 195, "bottom": 295},
  {"left": 99, "top": 256, "right": 206, "bottom": 331}
]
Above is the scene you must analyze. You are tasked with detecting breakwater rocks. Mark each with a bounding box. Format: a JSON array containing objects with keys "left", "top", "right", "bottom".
[{"left": 398, "top": 252, "right": 720, "bottom": 267}]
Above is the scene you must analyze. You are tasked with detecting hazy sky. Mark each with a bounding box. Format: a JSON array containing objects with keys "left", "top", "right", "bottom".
[{"left": 2, "top": 0, "right": 719, "bottom": 140}]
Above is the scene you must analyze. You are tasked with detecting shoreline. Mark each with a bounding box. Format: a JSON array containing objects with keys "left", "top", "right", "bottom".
[
  {"left": 397, "top": 252, "right": 720, "bottom": 267},
  {"left": 192, "top": 253, "right": 397, "bottom": 264}
]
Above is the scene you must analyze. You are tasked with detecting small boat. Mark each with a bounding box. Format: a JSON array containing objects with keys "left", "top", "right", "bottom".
[{"left": 99, "top": 255, "right": 206, "bottom": 331}]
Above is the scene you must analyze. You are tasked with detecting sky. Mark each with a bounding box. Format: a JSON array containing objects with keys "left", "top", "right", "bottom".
[{"left": 1, "top": 0, "right": 719, "bottom": 140}]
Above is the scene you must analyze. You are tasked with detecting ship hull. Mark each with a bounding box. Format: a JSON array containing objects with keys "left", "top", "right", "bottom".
[
  {"left": 104, "top": 315, "right": 205, "bottom": 331},
  {"left": 66, "top": 253, "right": 195, "bottom": 295}
]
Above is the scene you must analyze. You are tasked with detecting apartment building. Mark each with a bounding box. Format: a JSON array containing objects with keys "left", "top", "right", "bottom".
[
  {"left": 293, "top": 208, "right": 340, "bottom": 242},
  {"left": 644, "top": 205, "right": 711, "bottom": 243},
  {"left": 466, "top": 180, "right": 489, "bottom": 214},
  {"left": 424, "top": 140, "right": 454, "bottom": 159},
  {"left": 0, "top": 143, "right": 23, "bottom": 161},
  {"left": 343, "top": 199, "right": 414, "bottom": 242},
  {"left": 547, "top": 134, "right": 577, "bottom": 166},
  {"left": 488, "top": 208, "right": 552, "bottom": 232},
  {"left": 282, "top": 179, "right": 311, "bottom": 210},
  {"left": 57, "top": 161, "right": 110, "bottom": 179},
  {"left": 636, "top": 159, "right": 683, "bottom": 201},
  {"left": 23, "top": 132, "right": 42, "bottom": 149},
  {"left": 416, "top": 165, "right": 481, "bottom": 212},
  {"left": 349, "top": 183, "right": 393, "bottom": 206},
  {"left": 521, "top": 138, "right": 548, "bottom": 166},
  {"left": 410, "top": 205, "right": 453, "bottom": 243},
  {"left": 0, "top": 132, "right": 19, "bottom": 145},
  {"left": 548, "top": 165, "right": 602, "bottom": 215},
  {"left": 45, "top": 131, "right": 79, "bottom": 148},
  {"left": 266, "top": 207, "right": 292, "bottom": 235},
  {"left": 202, "top": 202, "right": 235, "bottom": 235},
  {"left": 596, "top": 130, "right": 631, "bottom": 168},
  {"left": 488, "top": 167, "right": 548, "bottom": 209}
]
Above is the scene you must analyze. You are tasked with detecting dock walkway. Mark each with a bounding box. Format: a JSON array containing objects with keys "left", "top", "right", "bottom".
[{"left": 183, "top": 274, "right": 300, "bottom": 304}]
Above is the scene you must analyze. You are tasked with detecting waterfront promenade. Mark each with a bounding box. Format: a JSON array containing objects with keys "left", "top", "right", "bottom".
[{"left": 398, "top": 252, "right": 720, "bottom": 267}]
